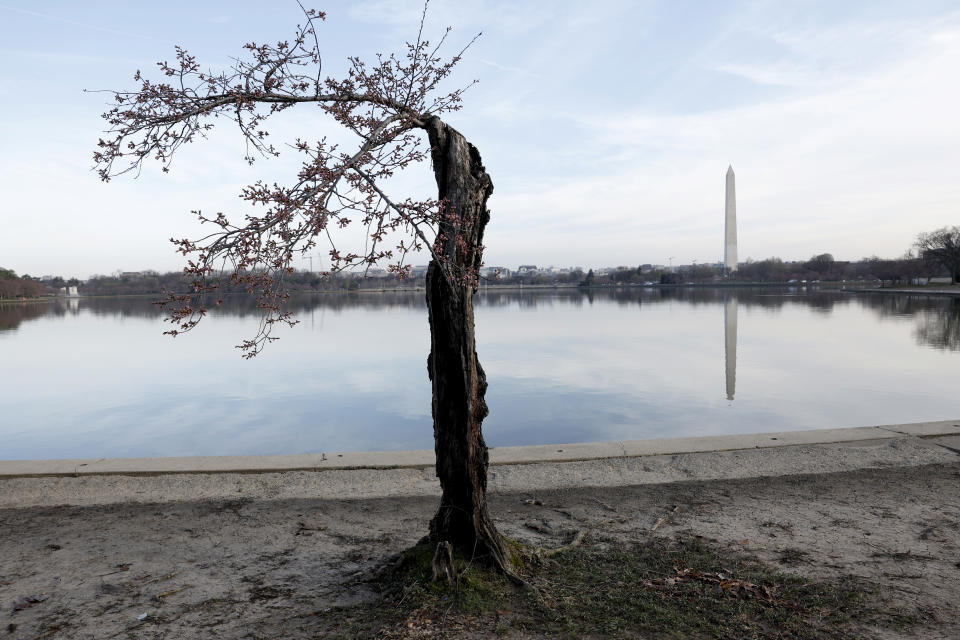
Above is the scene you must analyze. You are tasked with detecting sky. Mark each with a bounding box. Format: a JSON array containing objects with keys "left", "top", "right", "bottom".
[{"left": 1, "top": 0, "right": 958, "bottom": 279}]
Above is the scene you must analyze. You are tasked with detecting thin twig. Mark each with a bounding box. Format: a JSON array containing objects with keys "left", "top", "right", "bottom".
[{"left": 651, "top": 506, "right": 680, "bottom": 531}]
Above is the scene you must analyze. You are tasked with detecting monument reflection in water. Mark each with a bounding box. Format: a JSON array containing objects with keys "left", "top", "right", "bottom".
[
  {"left": 2, "top": 288, "right": 960, "bottom": 460},
  {"left": 725, "top": 295, "right": 737, "bottom": 401}
]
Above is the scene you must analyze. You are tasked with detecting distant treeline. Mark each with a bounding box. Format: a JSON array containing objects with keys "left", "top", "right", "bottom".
[
  {"left": 72, "top": 254, "right": 951, "bottom": 296},
  {"left": 731, "top": 253, "right": 944, "bottom": 284},
  {"left": 4, "top": 251, "right": 954, "bottom": 300},
  {"left": 0, "top": 268, "right": 53, "bottom": 299},
  {"left": 78, "top": 270, "right": 428, "bottom": 296},
  {"left": 576, "top": 253, "right": 952, "bottom": 287}
]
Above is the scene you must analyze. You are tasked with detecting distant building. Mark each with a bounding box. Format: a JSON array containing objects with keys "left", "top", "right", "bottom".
[
  {"left": 516, "top": 265, "right": 538, "bottom": 275},
  {"left": 480, "top": 266, "right": 510, "bottom": 278}
]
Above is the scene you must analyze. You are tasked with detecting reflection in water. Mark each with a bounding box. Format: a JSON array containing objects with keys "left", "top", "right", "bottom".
[
  {"left": 4, "top": 289, "right": 959, "bottom": 354},
  {"left": 0, "top": 302, "right": 47, "bottom": 331},
  {"left": 0, "top": 299, "right": 79, "bottom": 331},
  {"left": 3, "top": 287, "right": 960, "bottom": 460},
  {"left": 914, "top": 298, "right": 960, "bottom": 351},
  {"left": 0, "top": 287, "right": 932, "bottom": 317},
  {"left": 724, "top": 296, "right": 737, "bottom": 401}
]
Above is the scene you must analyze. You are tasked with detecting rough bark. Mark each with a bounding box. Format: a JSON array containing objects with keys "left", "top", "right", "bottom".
[{"left": 423, "top": 115, "right": 509, "bottom": 570}]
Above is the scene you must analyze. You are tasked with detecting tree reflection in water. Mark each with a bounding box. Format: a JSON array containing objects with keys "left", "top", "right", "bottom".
[
  {"left": 913, "top": 298, "right": 960, "bottom": 351},
  {"left": 0, "top": 299, "right": 78, "bottom": 332},
  {"left": 3, "top": 289, "right": 959, "bottom": 355}
]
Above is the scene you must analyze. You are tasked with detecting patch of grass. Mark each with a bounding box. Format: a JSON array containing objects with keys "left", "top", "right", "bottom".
[
  {"left": 522, "top": 536, "right": 879, "bottom": 639},
  {"left": 300, "top": 536, "right": 923, "bottom": 639},
  {"left": 301, "top": 542, "right": 519, "bottom": 638},
  {"left": 384, "top": 542, "right": 517, "bottom": 615}
]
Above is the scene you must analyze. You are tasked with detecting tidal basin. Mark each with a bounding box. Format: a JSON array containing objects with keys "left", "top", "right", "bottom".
[{"left": 1, "top": 288, "right": 958, "bottom": 460}]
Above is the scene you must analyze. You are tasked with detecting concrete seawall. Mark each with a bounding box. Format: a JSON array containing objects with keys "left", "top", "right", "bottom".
[{"left": 1, "top": 420, "right": 958, "bottom": 508}]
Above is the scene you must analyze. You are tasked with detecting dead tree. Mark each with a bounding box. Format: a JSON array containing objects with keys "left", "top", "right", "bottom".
[
  {"left": 916, "top": 226, "right": 960, "bottom": 284},
  {"left": 94, "top": 8, "right": 512, "bottom": 571}
]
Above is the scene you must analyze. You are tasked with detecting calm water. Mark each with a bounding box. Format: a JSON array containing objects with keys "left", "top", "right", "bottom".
[{"left": 1, "top": 288, "right": 958, "bottom": 460}]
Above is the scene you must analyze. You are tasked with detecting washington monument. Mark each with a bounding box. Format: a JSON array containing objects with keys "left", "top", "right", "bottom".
[{"left": 725, "top": 165, "right": 738, "bottom": 272}]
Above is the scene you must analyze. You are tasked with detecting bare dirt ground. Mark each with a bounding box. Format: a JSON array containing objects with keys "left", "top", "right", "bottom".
[{"left": 2, "top": 462, "right": 959, "bottom": 639}]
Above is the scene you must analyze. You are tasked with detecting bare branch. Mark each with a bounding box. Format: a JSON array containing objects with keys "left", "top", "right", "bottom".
[{"left": 95, "top": 6, "right": 481, "bottom": 355}]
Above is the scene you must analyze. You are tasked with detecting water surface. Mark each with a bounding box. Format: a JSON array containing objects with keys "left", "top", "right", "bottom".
[{"left": 1, "top": 288, "right": 957, "bottom": 460}]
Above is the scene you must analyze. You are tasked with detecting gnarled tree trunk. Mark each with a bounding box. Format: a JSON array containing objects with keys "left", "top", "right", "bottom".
[{"left": 423, "top": 116, "right": 509, "bottom": 570}]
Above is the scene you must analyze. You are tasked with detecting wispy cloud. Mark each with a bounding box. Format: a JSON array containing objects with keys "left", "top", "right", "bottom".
[
  {"left": 479, "top": 12, "right": 960, "bottom": 266},
  {"left": 0, "top": 3, "right": 170, "bottom": 43},
  {"left": 2, "top": 1, "right": 959, "bottom": 276}
]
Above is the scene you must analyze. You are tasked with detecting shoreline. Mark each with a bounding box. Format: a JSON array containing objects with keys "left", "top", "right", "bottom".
[
  {"left": 850, "top": 286, "right": 960, "bottom": 296},
  {"left": 2, "top": 431, "right": 959, "bottom": 638},
  {"left": 3, "top": 420, "right": 957, "bottom": 509},
  {"left": 3, "top": 420, "right": 956, "bottom": 478},
  {"left": 4, "top": 281, "right": 958, "bottom": 303}
]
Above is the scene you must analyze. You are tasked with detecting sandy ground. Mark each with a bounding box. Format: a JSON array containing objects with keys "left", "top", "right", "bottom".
[{"left": 2, "top": 461, "right": 959, "bottom": 639}]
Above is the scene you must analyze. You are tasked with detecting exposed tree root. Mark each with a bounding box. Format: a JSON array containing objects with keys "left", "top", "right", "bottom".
[
  {"left": 538, "top": 530, "right": 586, "bottom": 560},
  {"left": 431, "top": 541, "right": 457, "bottom": 586}
]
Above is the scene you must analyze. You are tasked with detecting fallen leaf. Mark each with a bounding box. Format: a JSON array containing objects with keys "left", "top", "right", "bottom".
[{"left": 12, "top": 594, "right": 48, "bottom": 613}]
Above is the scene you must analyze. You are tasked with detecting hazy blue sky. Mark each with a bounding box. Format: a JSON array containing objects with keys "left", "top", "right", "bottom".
[{"left": 1, "top": 0, "right": 958, "bottom": 278}]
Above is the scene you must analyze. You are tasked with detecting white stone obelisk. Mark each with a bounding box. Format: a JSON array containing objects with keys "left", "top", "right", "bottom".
[{"left": 724, "top": 165, "right": 738, "bottom": 272}]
